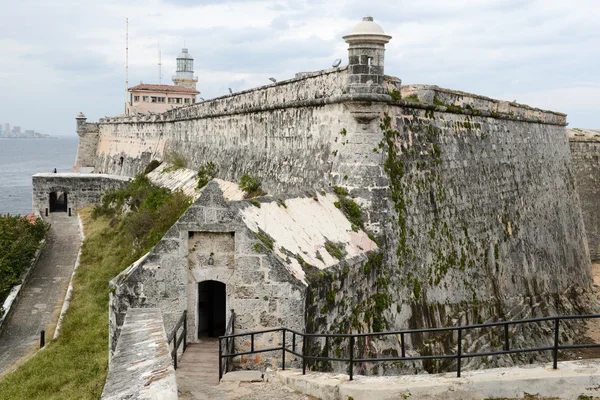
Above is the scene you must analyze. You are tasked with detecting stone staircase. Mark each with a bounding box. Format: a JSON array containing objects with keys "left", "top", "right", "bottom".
[{"left": 176, "top": 338, "right": 220, "bottom": 387}]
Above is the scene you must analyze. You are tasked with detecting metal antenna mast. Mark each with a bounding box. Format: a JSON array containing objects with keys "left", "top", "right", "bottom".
[
  {"left": 125, "top": 18, "right": 129, "bottom": 114},
  {"left": 158, "top": 41, "right": 162, "bottom": 84}
]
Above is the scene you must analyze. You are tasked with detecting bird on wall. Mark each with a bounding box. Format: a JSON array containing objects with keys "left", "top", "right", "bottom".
[
  {"left": 269, "top": 77, "right": 277, "bottom": 83},
  {"left": 229, "top": 88, "right": 233, "bottom": 94}
]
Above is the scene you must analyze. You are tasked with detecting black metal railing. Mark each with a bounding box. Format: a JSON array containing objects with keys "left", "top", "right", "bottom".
[
  {"left": 218, "top": 314, "right": 600, "bottom": 381},
  {"left": 219, "top": 310, "right": 236, "bottom": 380},
  {"left": 167, "top": 310, "right": 187, "bottom": 370}
]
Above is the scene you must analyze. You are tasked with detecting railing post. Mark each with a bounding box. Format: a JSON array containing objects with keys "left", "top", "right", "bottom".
[
  {"left": 457, "top": 328, "right": 462, "bottom": 378},
  {"left": 293, "top": 332, "right": 296, "bottom": 353},
  {"left": 504, "top": 323, "right": 509, "bottom": 351},
  {"left": 302, "top": 334, "right": 307, "bottom": 375},
  {"left": 68, "top": 207, "right": 72, "bottom": 216},
  {"left": 40, "top": 330, "right": 45, "bottom": 348},
  {"left": 282, "top": 329, "right": 286, "bottom": 370},
  {"left": 45, "top": 208, "right": 48, "bottom": 217},
  {"left": 183, "top": 311, "right": 187, "bottom": 351},
  {"left": 400, "top": 332, "right": 405, "bottom": 358},
  {"left": 219, "top": 337, "right": 223, "bottom": 380},
  {"left": 553, "top": 318, "right": 559, "bottom": 370},
  {"left": 251, "top": 333, "right": 254, "bottom": 353},
  {"left": 173, "top": 329, "right": 178, "bottom": 370},
  {"left": 349, "top": 336, "right": 354, "bottom": 381}
]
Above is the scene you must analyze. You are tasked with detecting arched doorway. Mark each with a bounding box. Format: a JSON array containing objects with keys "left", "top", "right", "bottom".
[
  {"left": 197, "top": 280, "right": 226, "bottom": 338},
  {"left": 49, "top": 191, "right": 68, "bottom": 212}
]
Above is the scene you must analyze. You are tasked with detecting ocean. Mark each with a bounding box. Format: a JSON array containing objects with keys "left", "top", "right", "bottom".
[{"left": 0, "top": 137, "right": 79, "bottom": 215}]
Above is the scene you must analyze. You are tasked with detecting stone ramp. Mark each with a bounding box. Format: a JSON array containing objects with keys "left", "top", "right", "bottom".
[
  {"left": 177, "top": 339, "right": 221, "bottom": 388},
  {"left": 0, "top": 213, "right": 81, "bottom": 377}
]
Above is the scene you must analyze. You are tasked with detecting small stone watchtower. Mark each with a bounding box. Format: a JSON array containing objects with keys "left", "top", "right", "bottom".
[
  {"left": 343, "top": 16, "right": 392, "bottom": 95},
  {"left": 75, "top": 112, "right": 87, "bottom": 136},
  {"left": 73, "top": 112, "right": 100, "bottom": 172}
]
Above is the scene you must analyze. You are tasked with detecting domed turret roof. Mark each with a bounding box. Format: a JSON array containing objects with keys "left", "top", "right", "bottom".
[
  {"left": 349, "top": 16, "right": 385, "bottom": 35},
  {"left": 177, "top": 48, "right": 193, "bottom": 60},
  {"left": 343, "top": 16, "right": 392, "bottom": 44}
]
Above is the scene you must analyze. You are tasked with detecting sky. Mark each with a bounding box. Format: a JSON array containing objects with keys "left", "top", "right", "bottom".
[{"left": 0, "top": 0, "right": 598, "bottom": 135}]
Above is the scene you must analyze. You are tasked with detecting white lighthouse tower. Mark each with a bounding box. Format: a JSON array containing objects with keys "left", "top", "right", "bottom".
[{"left": 172, "top": 48, "right": 199, "bottom": 90}]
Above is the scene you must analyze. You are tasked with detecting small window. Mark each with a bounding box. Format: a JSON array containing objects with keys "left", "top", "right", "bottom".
[
  {"left": 192, "top": 98, "right": 196, "bottom": 103},
  {"left": 184, "top": 98, "right": 190, "bottom": 104},
  {"left": 134, "top": 96, "right": 140, "bottom": 102},
  {"left": 151, "top": 96, "right": 157, "bottom": 103},
  {"left": 168, "top": 98, "right": 175, "bottom": 103},
  {"left": 176, "top": 98, "right": 182, "bottom": 104},
  {"left": 143, "top": 96, "right": 149, "bottom": 102}
]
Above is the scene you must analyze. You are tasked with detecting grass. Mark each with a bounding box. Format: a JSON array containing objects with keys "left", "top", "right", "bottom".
[{"left": 0, "top": 177, "right": 191, "bottom": 399}]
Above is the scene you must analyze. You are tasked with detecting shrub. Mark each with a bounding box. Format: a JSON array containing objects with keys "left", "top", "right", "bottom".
[
  {"left": 325, "top": 241, "right": 346, "bottom": 260},
  {"left": 143, "top": 160, "right": 162, "bottom": 175},
  {"left": 196, "top": 162, "right": 218, "bottom": 189},
  {"left": 0, "top": 215, "right": 48, "bottom": 308},
  {"left": 239, "top": 174, "right": 265, "bottom": 198},
  {"left": 163, "top": 152, "right": 187, "bottom": 172}
]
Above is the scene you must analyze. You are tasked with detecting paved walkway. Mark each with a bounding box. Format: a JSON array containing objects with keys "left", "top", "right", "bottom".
[
  {"left": 0, "top": 213, "right": 81, "bottom": 377},
  {"left": 178, "top": 370, "right": 316, "bottom": 400},
  {"left": 177, "top": 340, "right": 220, "bottom": 387}
]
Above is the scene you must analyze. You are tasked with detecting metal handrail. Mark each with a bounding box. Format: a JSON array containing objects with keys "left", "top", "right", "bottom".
[
  {"left": 219, "top": 310, "right": 235, "bottom": 379},
  {"left": 218, "top": 313, "right": 600, "bottom": 381},
  {"left": 167, "top": 310, "right": 187, "bottom": 370}
]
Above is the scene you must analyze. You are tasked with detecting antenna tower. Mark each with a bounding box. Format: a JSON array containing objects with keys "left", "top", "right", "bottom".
[
  {"left": 125, "top": 18, "right": 129, "bottom": 114},
  {"left": 158, "top": 42, "right": 162, "bottom": 84}
]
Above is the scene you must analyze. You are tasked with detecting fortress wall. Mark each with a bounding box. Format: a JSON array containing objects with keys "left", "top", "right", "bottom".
[
  {"left": 32, "top": 173, "right": 129, "bottom": 214},
  {"left": 91, "top": 68, "right": 349, "bottom": 177},
  {"left": 569, "top": 132, "right": 600, "bottom": 260},
  {"left": 305, "top": 104, "right": 593, "bottom": 373}
]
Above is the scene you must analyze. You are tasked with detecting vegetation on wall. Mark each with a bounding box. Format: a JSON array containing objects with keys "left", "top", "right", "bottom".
[
  {"left": 196, "top": 161, "right": 218, "bottom": 189},
  {"left": 162, "top": 151, "right": 187, "bottom": 172},
  {"left": 239, "top": 174, "right": 266, "bottom": 199},
  {"left": 0, "top": 177, "right": 191, "bottom": 400},
  {"left": 143, "top": 160, "right": 162, "bottom": 175},
  {"left": 0, "top": 215, "right": 48, "bottom": 310}
]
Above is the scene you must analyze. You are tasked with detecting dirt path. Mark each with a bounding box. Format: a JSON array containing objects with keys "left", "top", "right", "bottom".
[{"left": 0, "top": 213, "right": 81, "bottom": 378}]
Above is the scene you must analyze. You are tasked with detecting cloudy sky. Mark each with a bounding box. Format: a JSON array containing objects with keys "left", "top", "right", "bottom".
[{"left": 1, "top": 0, "right": 598, "bottom": 135}]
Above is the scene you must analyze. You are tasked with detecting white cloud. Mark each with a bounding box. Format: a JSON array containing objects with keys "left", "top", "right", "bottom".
[{"left": 0, "top": 0, "right": 598, "bottom": 134}]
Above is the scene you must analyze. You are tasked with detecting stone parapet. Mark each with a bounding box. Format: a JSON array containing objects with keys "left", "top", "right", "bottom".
[
  {"left": 401, "top": 84, "right": 567, "bottom": 126},
  {"left": 101, "top": 308, "right": 177, "bottom": 400},
  {"left": 99, "top": 67, "right": 349, "bottom": 125}
]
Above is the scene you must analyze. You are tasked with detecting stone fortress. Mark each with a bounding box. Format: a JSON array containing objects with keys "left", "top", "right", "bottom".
[{"left": 33, "top": 16, "right": 600, "bottom": 375}]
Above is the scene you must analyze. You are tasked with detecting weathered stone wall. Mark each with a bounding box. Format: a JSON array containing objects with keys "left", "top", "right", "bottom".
[
  {"left": 305, "top": 102, "right": 593, "bottom": 374},
  {"left": 109, "top": 182, "right": 306, "bottom": 361},
  {"left": 32, "top": 173, "right": 129, "bottom": 214},
  {"left": 101, "top": 308, "right": 177, "bottom": 400},
  {"left": 569, "top": 130, "right": 600, "bottom": 260}
]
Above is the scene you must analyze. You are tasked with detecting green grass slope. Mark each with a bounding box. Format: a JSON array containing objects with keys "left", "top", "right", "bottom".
[{"left": 0, "top": 175, "right": 191, "bottom": 399}]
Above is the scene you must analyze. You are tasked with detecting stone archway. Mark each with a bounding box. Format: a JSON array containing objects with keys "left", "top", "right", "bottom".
[{"left": 49, "top": 191, "right": 68, "bottom": 212}]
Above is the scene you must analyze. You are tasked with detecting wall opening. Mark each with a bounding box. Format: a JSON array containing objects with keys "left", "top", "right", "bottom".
[
  {"left": 197, "top": 280, "right": 226, "bottom": 338},
  {"left": 49, "top": 191, "right": 68, "bottom": 212}
]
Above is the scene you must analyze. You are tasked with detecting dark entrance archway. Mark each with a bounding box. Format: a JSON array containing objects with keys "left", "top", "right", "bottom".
[
  {"left": 197, "top": 280, "right": 226, "bottom": 338},
  {"left": 49, "top": 192, "right": 68, "bottom": 212}
]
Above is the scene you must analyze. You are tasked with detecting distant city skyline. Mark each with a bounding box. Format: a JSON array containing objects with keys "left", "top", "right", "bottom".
[{"left": 1, "top": 122, "right": 51, "bottom": 139}]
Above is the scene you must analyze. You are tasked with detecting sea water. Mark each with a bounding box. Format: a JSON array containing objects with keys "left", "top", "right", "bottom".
[{"left": 0, "top": 137, "right": 79, "bottom": 215}]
